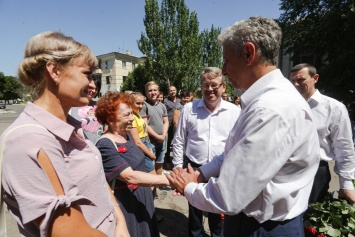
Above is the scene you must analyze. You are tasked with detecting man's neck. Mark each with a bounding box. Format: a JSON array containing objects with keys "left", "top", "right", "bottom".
[
  {"left": 304, "top": 88, "right": 317, "bottom": 101},
  {"left": 169, "top": 95, "right": 176, "bottom": 102},
  {"left": 204, "top": 98, "right": 221, "bottom": 113},
  {"left": 147, "top": 99, "right": 156, "bottom": 104}
]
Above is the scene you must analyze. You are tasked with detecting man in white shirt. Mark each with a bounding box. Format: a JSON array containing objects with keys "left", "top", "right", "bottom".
[
  {"left": 173, "top": 67, "right": 240, "bottom": 237},
  {"left": 290, "top": 63, "right": 355, "bottom": 204},
  {"left": 167, "top": 16, "right": 320, "bottom": 236}
]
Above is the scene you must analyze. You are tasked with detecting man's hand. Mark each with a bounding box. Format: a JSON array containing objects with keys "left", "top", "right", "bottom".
[
  {"left": 338, "top": 189, "right": 355, "bottom": 205},
  {"left": 166, "top": 164, "right": 197, "bottom": 194},
  {"left": 192, "top": 167, "right": 207, "bottom": 183}
]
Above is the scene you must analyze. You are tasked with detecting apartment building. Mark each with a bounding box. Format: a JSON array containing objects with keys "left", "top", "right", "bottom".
[{"left": 94, "top": 51, "right": 145, "bottom": 97}]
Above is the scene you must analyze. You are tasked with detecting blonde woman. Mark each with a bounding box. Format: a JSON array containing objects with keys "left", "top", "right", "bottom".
[
  {"left": 0, "top": 32, "right": 128, "bottom": 237},
  {"left": 130, "top": 92, "right": 156, "bottom": 173}
]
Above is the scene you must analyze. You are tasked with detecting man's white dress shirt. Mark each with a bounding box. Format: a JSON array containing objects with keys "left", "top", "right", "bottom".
[
  {"left": 184, "top": 69, "right": 320, "bottom": 223},
  {"left": 308, "top": 90, "right": 355, "bottom": 190},
  {"left": 173, "top": 99, "right": 240, "bottom": 168}
]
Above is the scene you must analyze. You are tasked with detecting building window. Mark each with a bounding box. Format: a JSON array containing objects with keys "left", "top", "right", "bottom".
[
  {"left": 122, "top": 61, "right": 126, "bottom": 69},
  {"left": 105, "top": 60, "right": 110, "bottom": 69},
  {"left": 106, "top": 76, "right": 111, "bottom": 84},
  {"left": 132, "top": 63, "right": 136, "bottom": 69},
  {"left": 123, "top": 76, "right": 127, "bottom": 83}
]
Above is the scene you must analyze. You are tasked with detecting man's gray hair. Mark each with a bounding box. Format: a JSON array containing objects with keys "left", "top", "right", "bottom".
[
  {"left": 218, "top": 16, "right": 282, "bottom": 66},
  {"left": 200, "top": 67, "right": 225, "bottom": 83}
]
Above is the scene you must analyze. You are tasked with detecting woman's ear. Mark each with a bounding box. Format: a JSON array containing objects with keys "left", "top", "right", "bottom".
[{"left": 46, "top": 61, "right": 60, "bottom": 85}]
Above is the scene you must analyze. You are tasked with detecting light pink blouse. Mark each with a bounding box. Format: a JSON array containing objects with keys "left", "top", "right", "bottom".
[{"left": 1, "top": 102, "right": 115, "bottom": 236}]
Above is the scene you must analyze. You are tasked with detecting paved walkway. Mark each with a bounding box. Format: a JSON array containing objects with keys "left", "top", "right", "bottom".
[{"left": 154, "top": 185, "right": 210, "bottom": 237}]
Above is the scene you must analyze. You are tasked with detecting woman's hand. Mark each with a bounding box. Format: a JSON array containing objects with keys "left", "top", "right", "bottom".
[
  {"left": 155, "top": 134, "right": 166, "bottom": 143},
  {"left": 114, "top": 218, "right": 130, "bottom": 237},
  {"left": 149, "top": 148, "right": 156, "bottom": 160}
]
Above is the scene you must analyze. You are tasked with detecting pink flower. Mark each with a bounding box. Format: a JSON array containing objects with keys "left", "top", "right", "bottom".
[{"left": 118, "top": 146, "right": 127, "bottom": 153}]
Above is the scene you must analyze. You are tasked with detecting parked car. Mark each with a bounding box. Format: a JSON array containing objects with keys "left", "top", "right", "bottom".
[{"left": 0, "top": 100, "right": 6, "bottom": 109}]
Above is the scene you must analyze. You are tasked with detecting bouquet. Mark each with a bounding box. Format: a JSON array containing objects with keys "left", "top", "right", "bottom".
[{"left": 304, "top": 192, "right": 355, "bottom": 237}]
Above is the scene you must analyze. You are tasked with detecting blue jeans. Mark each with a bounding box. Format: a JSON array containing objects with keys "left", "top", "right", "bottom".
[
  {"left": 140, "top": 136, "right": 155, "bottom": 172},
  {"left": 151, "top": 140, "right": 166, "bottom": 164}
]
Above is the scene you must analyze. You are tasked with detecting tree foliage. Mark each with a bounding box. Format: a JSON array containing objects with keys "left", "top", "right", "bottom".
[
  {"left": 278, "top": 0, "right": 355, "bottom": 102},
  {"left": 0, "top": 72, "right": 23, "bottom": 102},
  {"left": 137, "top": 0, "right": 222, "bottom": 95},
  {"left": 120, "top": 65, "right": 152, "bottom": 94}
]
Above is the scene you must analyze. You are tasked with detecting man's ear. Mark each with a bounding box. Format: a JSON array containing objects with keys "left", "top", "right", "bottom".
[
  {"left": 243, "top": 42, "right": 256, "bottom": 65},
  {"left": 222, "top": 83, "right": 227, "bottom": 92},
  {"left": 313, "top": 74, "right": 319, "bottom": 84}
]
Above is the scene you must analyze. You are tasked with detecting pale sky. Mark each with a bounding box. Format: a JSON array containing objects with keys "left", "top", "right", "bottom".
[{"left": 0, "top": 0, "right": 282, "bottom": 76}]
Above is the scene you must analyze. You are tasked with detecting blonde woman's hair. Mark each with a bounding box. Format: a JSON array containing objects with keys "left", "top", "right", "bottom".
[
  {"left": 18, "top": 31, "right": 98, "bottom": 98},
  {"left": 130, "top": 91, "right": 144, "bottom": 99}
]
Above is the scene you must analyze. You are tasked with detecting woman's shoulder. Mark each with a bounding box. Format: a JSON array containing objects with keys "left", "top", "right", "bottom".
[{"left": 96, "top": 136, "right": 117, "bottom": 148}]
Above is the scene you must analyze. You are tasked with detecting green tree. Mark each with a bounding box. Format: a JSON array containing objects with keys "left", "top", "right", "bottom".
[
  {"left": 201, "top": 25, "right": 222, "bottom": 68},
  {"left": 120, "top": 65, "right": 152, "bottom": 94},
  {"left": 138, "top": 0, "right": 222, "bottom": 94},
  {"left": 0, "top": 72, "right": 23, "bottom": 102},
  {"left": 278, "top": 0, "right": 355, "bottom": 102}
]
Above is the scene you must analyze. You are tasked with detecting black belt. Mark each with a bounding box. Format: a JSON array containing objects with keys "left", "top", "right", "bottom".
[{"left": 183, "top": 155, "right": 202, "bottom": 168}]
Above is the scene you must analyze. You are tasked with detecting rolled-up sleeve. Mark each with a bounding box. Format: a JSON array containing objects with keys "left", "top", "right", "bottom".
[
  {"left": 172, "top": 105, "right": 188, "bottom": 168},
  {"left": 331, "top": 105, "right": 355, "bottom": 189}
]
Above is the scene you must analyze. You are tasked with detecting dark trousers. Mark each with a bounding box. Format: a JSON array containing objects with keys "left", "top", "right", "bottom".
[
  {"left": 183, "top": 157, "right": 224, "bottom": 237},
  {"left": 308, "top": 160, "right": 331, "bottom": 204},
  {"left": 165, "top": 125, "right": 174, "bottom": 163},
  {"left": 224, "top": 212, "right": 304, "bottom": 237}
]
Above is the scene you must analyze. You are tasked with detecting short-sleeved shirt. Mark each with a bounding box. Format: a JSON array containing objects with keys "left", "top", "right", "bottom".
[
  {"left": 175, "top": 103, "right": 184, "bottom": 111},
  {"left": 164, "top": 97, "right": 181, "bottom": 124},
  {"left": 96, "top": 135, "right": 159, "bottom": 237},
  {"left": 132, "top": 112, "right": 148, "bottom": 139},
  {"left": 1, "top": 102, "right": 115, "bottom": 237},
  {"left": 140, "top": 101, "right": 168, "bottom": 137}
]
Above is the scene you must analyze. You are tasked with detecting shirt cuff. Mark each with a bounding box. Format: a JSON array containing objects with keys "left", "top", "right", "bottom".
[
  {"left": 184, "top": 182, "right": 198, "bottom": 202},
  {"left": 339, "top": 177, "right": 355, "bottom": 190}
]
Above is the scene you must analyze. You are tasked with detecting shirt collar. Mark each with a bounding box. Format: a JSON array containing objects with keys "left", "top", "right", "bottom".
[
  {"left": 307, "top": 89, "right": 321, "bottom": 103},
  {"left": 23, "top": 102, "right": 77, "bottom": 142},
  {"left": 241, "top": 69, "right": 284, "bottom": 108},
  {"left": 197, "top": 98, "right": 229, "bottom": 112},
  {"left": 146, "top": 100, "right": 158, "bottom": 106},
  {"left": 166, "top": 96, "right": 180, "bottom": 103}
]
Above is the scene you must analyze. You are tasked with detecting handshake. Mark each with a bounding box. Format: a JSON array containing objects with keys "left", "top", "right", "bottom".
[{"left": 166, "top": 164, "right": 206, "bottom": 195}]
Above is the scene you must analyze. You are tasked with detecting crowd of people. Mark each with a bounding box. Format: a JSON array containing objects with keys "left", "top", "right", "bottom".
[{"left": 1, "top": 15, "right": 355, "bottom": 237}]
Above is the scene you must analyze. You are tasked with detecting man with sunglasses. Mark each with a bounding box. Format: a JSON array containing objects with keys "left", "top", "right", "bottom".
[{"left": 173, "top": 67, "right": 241, "bottom": 237}]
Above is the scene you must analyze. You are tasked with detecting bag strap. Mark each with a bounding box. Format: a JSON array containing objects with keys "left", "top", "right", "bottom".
[
  {"left": 95, "top": 135, "right": 118, "bottom": 191},
  {"left": 0, "top": 124, "right": 45, "bottom": 237}
]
